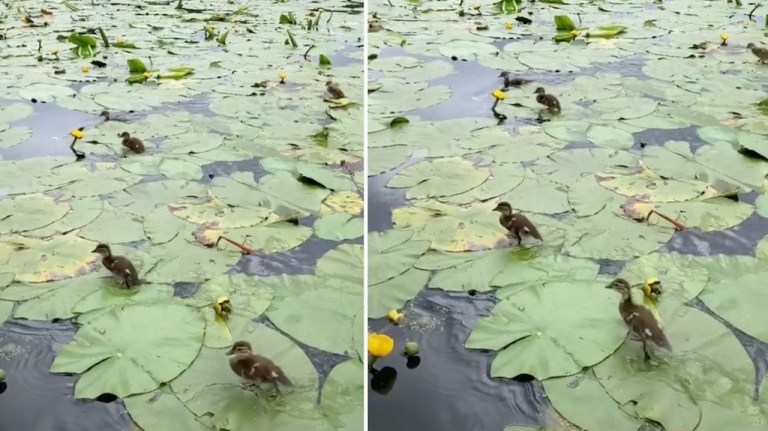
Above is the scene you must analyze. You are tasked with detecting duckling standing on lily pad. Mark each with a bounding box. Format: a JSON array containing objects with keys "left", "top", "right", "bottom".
[
  {"left": 606, "top": 278, "right": 671, "bottom": 361},
  {"left": 118, "top": 132, "right": 145, "bottom": 155},
  {"left": 92, "top": 244, "right": 140, "bottom": 288},
  {"left": 746, "top": 43, "right": 768, "bottom": 63},
  {"left": 533, "top": 87, "right": 561, "bottom": 112},
  {"left": 226, "top": 341, "right": 292, "bottom": 396},
  {"left": 324, "top": 80, "right": 346, "bottom": 100},
  {"left": 492, "top": 201, "right": 542, "bottom": 246}
]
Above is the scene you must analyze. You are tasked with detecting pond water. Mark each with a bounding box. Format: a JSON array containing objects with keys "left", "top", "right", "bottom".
[
  {"left": 367, "top": 1, "right": 768, "bottom": 430},
  {"left": 0, "top": 1, "right": 364, "bottom": 430}
]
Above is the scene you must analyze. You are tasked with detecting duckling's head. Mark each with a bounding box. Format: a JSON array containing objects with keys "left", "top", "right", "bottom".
[
  {"left": 226, "top": 340, "right": 252, "bottom": 356},
  {"left": 325, "top": 80, "right": 334, "bottom": 87},
  {"left": 92, "top": 243, "right": 112, "bottom": 256},
  {"left": 99, "top": 111, "right": 110, "bottom": 120},
  {"left": 605, "top": 278, "right": 631, "bottom": 296},
  {"left": 642, "top": 277, "right": 662, "bottom": 299},
  {"left": 747, "top": 42, "right": 756, "bottom": 49},
  {"left": 492, "top": 201, "right": 513, "bottom": 214},
  {"left": 533, "top": 87, "right": 546, "bottom": 95},
  {"left": 498, "top": 71, "right": 509, "bottom": 78},
  {"left": 118, "top": 132, "right": 131, "bottom": 139}
]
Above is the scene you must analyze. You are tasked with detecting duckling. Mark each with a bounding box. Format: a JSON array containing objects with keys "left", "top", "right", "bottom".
[
  {"left": 606, "top": 278, "right": 671, "bottom": 361},
  {"left": 746, "top": 43, "right": 768, "bottom": 63},
  {"left": 226, "top": 341, "right": 292, "bottom": 396},
  {"left": 533, "top": 87, "right": 561, "bottom": 112},
  {"left": 92, "top": 243, "right": 139, "bottom": 288},
  {"left": 99, "top": 111, "right": 110, "bottom": 121},
  {"left": 324, "top": 80, "right": 346, "bottom": 100},
  {"left": 640, "top": 276, "right": 663, "bottom": 328},
  {"left": 498, "top": 71, "right": 531, "bottom": 88},
  {"left": 492, "top": 201, "right": 542, "bottom": 246},
  {"left": 118, "top": 132, "right": 145, "bottom": 154}
]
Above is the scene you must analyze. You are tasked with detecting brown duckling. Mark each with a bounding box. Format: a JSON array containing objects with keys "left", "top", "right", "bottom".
[
  {"left": 92, "top": 243, "right": 140, "bottom": 288},
  {"left": 99, "top": 110, "right": 110, "bottom": 121},
  {"left": 226, "top": 341, "right": 292, "bottom": 395},
  {"left": 606, "top": 278, "right": 671, "bottom": 361},
  {"left": 746, "top": 43, "right": 768, "bottom": 63},
  {"left": 118, "top": 132, "right": 145, "bottom": 154},
  {"left": 492, "top": 201, "right": 542, "bottom": 245},
  {"left": 324, "top": 80, "right": 346, "bottom": 100},
  {"left": 498, "top": 71, "right": 531, "bottom": 88},
  {"left": 533, "top": 87, "right": 561, "bottom": 112}
]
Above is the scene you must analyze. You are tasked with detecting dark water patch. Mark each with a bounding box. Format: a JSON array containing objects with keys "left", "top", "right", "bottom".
[
  {"left": 200, "top": 157, "right": 265, "bottom": 183},
  {"left": 663, "top": 213, "right": 768, "bottom": 256},
  {"left": 368, "top": 289, "right": 548, "bottom": 431},
  {"left": 0, "top": 319, "right": 131, "bottom": 431},
  {"left": 634, "top": 126, "right": 701, "bottom": 150},
  {"left": 233, "top": 235, "right": 347, "bottom": 276},
  {"left": 172, "top": 281, "right": 201, "bottom": 297}
]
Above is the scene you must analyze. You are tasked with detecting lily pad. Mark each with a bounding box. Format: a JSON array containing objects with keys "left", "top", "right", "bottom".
[
  {"left": 466, "top": 280, "right": 626, "bottom": 380},
  {"left": 387, "top": 158, "right": 491, "bottom": 199},
  {"left": 315, "top": 244, "right": 364, "bottom": 286},
  {"left": 0, "top": 193, "right": 70, "bottom": 234},
  {"left": 368, "top": 268, "right": 430, "bottom": 319},
  {"left": 320, "top": 359, "right": 364, "bottom": 431},
  {"left": 368, "top": 230, "right": 430, "bottom": 286},
  {"left": 0, "top": 233, "right": 96, "bottom": 282},
  {"left": 78, "top": 202, "right": 146, "bottom": 244},
  {"left": 51, "top": 303, "right": 205, "bottom": 398},
  {"left": 125, "top": 386, "right": 210, "bottom": 431},
  {"left": 313, "top": 213, "right": 363, "bottom": 241},
  {"left": 170, "top": 194, "right": 271, "bottom": 229},
  {"left": 194, "top": 221, "right": 313, "bottom": 254},
  {"left": 701, "top": 272, "right": 768, "bottom": 343}
]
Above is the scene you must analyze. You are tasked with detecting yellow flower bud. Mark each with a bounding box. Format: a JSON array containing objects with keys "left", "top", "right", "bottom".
[
  {"left": 116, "top": 37, "right": 124, "bottom": 44},
  {"left": 317, "top": 8, "right": 325, "bottom": 12},
  {"left": 142, "top": 71, "right": 151, "bottom": 78},
  {"left": 570, "top": 30, "right": 581, "bottom": 36},
  {"left": 387, "top": 309, "right": 404, "bottom": 324},
  {"left": 49, "top": 49, "right": 58, "bottom": 55},
  {"left": 69, "top": 128, "right": 84, "bottom": 139},
  {"left": 368, "top": 333, "right": 394, "bottom": 358},
  {"left": 278, "top": 71, "right": 287, "bottom": 79},
  {"left": 472, "top": 3, "right": 481, "bottom": 9},
  {"left": 720, "top": 33, "right": 729, "bottom": 41},
  {"left": 492, "top": 88, "right": 506, "bottom": 100},
  {"left": 504, "top": 21, "right": 513, "bottom": 30},
  {"left": 81, "top": 65, "right": 89, "bottom": 73}
]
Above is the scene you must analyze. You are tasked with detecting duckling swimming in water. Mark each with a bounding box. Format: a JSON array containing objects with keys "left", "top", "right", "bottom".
[
  {"left": 498, "top": 71, "right": 531, "bottom": 89},
  {"left": 118, "top": 132, "right": 145, "bottom": 154}
]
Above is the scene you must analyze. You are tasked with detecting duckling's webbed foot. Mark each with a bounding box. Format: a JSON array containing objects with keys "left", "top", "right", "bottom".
[{"left": 642, "top": 341, "right": 651, "bottom": 361}]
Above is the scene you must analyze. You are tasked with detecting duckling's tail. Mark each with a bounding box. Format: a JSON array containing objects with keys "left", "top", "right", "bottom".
[{"left": 277, "top": 374, "right": 292, "bottom": 386}]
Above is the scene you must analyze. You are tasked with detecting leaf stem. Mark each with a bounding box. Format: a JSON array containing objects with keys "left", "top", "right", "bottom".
[
  {"left": 215, "top": 236, "right": 254, "bottom": 254},
  {"left": 647, "top": 210, "right": 686, "bottom": 231},
  {"left": 97, "top": 27, "right": 110, "bottom": 48}
]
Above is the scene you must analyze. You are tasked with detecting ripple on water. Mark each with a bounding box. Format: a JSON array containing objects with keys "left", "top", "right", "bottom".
[
  {"left": 0, "top": 319, "right": 131, "bottom": 431},
  {"left": 368, "top": 290, "right": 548, "bottom": 431}
]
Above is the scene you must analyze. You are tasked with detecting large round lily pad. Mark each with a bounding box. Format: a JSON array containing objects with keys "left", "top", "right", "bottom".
[
  {"left": 465, "top": 280, "right": 626, "bottom": 380},
  {"left": 0, "top": 233, "right": 96, "bottom": 282},
  {"left": 50, "top": 303, "right": 205, "bottom": 399},
  {"left": 700, "top": 272, "right": 768, "bottom": 343},
  {"left": 368, "top": 267, "right": 430, "bottom": 319},
  {"left": 320, "top": 359, "right": 364, "bottom": 431},
  {"left": 368, "top": 229, "right": 430, "bottom": 286},
  {"left": 387, "top": 158, "right": 491, "bottom": 199},
  {"left": 0, "top": 193, "right": 70, "bottom": 234},
  {"left": 125, "top": 386, "right": 210, "bottom": 431},
  {"left": 170, "top": 318, "right": 332, "bottom": 431}
]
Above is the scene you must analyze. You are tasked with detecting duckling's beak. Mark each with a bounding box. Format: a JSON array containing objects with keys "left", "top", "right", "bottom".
[
  {"left": 604, "top": 282, "right": 614, "bottom": 289},
  {"left": 224, "top": 347, "right": 235, "bottom": 356},
  {"left": 91, "top": 247, "right": 99, "bottom": 253},
  {"left": 491, "top": 205, "right": 501, "bottom": 212}
]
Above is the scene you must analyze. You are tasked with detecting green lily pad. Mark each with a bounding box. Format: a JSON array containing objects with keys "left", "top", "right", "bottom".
[
  {"left": 701, "top": 272, "right": 768, "bottom": 343},
  {"left": 0, "top": 157, "right": 72, "bottom": 195},
  {"left": 466, "top": 280, "right": 626, "bottom": 380},
  {"left": 387, "top": 158, "right": 491, "bottom": 199},
  {"left": 144, "top": 236, "right": 240, "bottom": 283},
  {"left": 142, "top": 205, "right": 190, "bottom": 245},
  {"left": 313, "top": 213, "right": 363, "bottom": 241},
  {"left": 125, "top": 386, "right": 211, "bottom": 431},
  {"left": 0, "top": 103, "right": 33, "bottom": 123},
  {"left": 586, "top": 123, "right": 635, "bottom": 149},
  {"left": 544, "top": 370, "right": 643, "bottom": 431},
  {"left": 0, "top": 126, "right": 32, "bottom": 150},
  {"left": 593, "top": 97, "right": 658, "bottom": 120},
  {"left": 368, "top": 268, "right": 430, "bottom": 319},
  {"left": 51, "top": 303, "right": 205, "bottom": 399},
  {"left": 193, "top": 221, "right": 313, "bottom": 254},
  {"left": 0, "top": 300, "right": 13, "bottom": 326},
  {"left": 391, "top": 200, "right": 505, "bottom": 252},
  {"left": 73, "top": 283, "right": 175, "bottom": 316},
  {"left": 25, "top": 197, "right": 104, "bottom": 238},
  {"left": 439, "top": 162, "right": 526, "bottom": 205},
  {"left": 211, "top": 171, "right": 330, "bottom": 216},
  {"left": 320, "top": 359, "right": 364, "bottom": 431},
  {"left": 170, "top": 317, "right": 331, "bottom": 431},
  {"left": 368, "top": 230, "right": 430, "bottom": 286},
  {"left": 596, "top": 167, "right": 710, "bottom": 202},
  {"left": 266, "top": 288, "right": 360, "bottom": 356},
  {"left": 0, "top": 233, "right": 96, "bottom": 282},
  {"left": 315, "top": 244, "right": 364, "bottom": 286},
  {"left": 0, "top": 193, "right": 70, "bottom": 234},
  {"left": 78, "top": 202, "right": 146, "bottom": 244},
  {"left": 44, "top": 162, "right": 143, "bottom": 197},
  {"left": 169, "top": 195, "right": 271, "bottom": 229}
]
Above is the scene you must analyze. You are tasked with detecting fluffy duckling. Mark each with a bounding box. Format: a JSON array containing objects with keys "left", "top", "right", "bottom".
[
  {"left": 324, "top": 80, "right": 346, "bottom": 100},
  {"left": 746, "top": 43, "right": 768, "bottom": 63},
  {"left": 226, "top": 341, "right": 292, "bottom": 396},
  {"left": 492, "top": 201, "right": 542, "bottom": 245},
  {"left": 533, "top": 87, "right": 561, "bottom": 112},
  {"left": 118, "top": 132, "right": 145, "bottom": 154},
  {"left": 92, "top": 244, "right": 139, "bottom": 288},
  {"left": 498, "top": 71, "right": 531, "bottom": 88},
  {"left": 606, "top": 278, "right": 671, "bottom": 361}
]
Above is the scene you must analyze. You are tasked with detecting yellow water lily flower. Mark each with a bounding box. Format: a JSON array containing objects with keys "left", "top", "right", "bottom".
[
  {"left": 278, "top": 71, "right": 287, "bottom": 79},
  {"left": 642, "top": 276, "right": 662, "bottom": 300},
  {"left": 720, "top": 33, "right": 729, "bottom": 41},
  {"left": 472, "top": 3, "right": 481, "bottom": 9},
  {"left": 387, "top": 309, "right": 404, "bottom": 324},
  {"left": 49, "top": 48, "right": 58, "bottom": 55},
  {"left": 504, "top": 21, "right": 513, "bottom": 30},
  {"left": 116, "top": 37, "right": 124, "bottom": 44},
  {"left": 69, "top": 128, "right": 84, "bottom": 139},
  {"left": 81, "top": 65, "right": 89, "bottom": 73},
  {"left": 317, "top": 8, "right": 325, "bottom": 12},
  {"left": 142, "top": 71, "right": 152, "bottom": 78},
  {"left": 213, "top": 296, "right": 232, "bottom": 318},
  {"left": 570, "top": 29, "right": 581, "bottom": 36},
  {"left": 491, "top": 88, "right": 506, "bottom": 100},
  {"left": 368, "top": 332, "right": 394, "bottom": 358}
]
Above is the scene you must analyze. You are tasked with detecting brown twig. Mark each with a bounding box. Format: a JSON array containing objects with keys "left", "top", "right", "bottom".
[
  {"left": 748, "top": 3, "right": 759, "bottom": 21},
  {"left": 647, "top": 210, "right": 687, "bottom": 231},
  {"left": 215, "top": 235, "right": 254, "bottom": 254}
]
